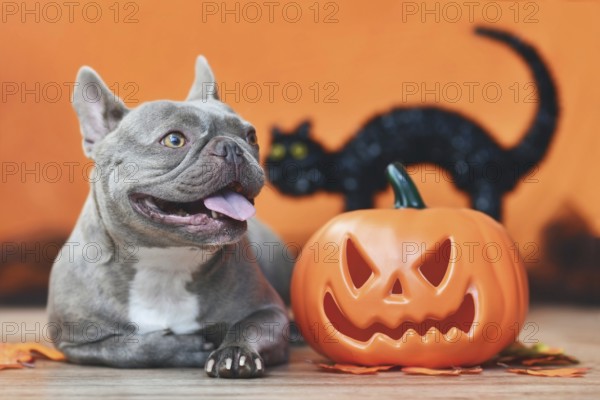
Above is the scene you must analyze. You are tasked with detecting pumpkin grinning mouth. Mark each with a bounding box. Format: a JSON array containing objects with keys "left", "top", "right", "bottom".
[{"left": 323, "top": 292, "right": 476, "bottom": 342}]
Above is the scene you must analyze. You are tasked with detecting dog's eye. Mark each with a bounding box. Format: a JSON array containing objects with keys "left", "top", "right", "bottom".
[
  {"left": 160, "top": 132, "right": 187, "bottom": 148},
  {"left": 246, "top": 129, "right": 258, "bottom": 146}
]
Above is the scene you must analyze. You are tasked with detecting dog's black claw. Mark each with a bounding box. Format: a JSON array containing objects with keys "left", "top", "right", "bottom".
[{"left": 205, "top": 346, "right": 264, "bottom": 378}]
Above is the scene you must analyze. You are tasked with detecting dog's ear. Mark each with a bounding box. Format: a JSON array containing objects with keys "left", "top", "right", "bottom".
[
  {"left": 186, "top": 56, "right": 219, "bottom": 102},
  {"left": 72, "top": 67, "right": 129, "bottom": 158}
]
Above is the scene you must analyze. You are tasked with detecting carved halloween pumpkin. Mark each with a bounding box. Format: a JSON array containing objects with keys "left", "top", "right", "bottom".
[{"left": 291, "top": 163, "right": 529, "bottom": 367}]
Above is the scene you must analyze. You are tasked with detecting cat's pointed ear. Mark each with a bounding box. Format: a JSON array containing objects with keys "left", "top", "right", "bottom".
[
  {"left": 296, "top": 120, "right": 312, "bottom": 138},
  {"left": 271, "top": 126, "right": 283, "bottom": 137},
  {"left": 72, "top": 66, "right": 129, "bottom": 158},
  {"left": 186, "top": 56, "right": 220, "bottom": 101}
]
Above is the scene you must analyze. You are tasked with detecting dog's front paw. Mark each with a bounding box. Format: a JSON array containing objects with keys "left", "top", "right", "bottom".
[{"left": 205, "top": 346, "right": 264, "bottom": 378}]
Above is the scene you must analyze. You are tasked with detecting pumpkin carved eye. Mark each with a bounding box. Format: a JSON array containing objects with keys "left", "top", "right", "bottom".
[
  {"left": 418, "top": 238, "right": 452, "bottom": 287},
  {"left": 345, "top": 236, "right": 373, "bottom": 290}
]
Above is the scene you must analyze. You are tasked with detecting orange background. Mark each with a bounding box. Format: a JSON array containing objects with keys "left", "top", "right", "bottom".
[{"left": 1, "top": 0, "right": 599, "bottom": 255}]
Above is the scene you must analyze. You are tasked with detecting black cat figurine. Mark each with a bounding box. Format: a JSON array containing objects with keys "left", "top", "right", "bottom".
[{"left": 266, "top": 27, "right": 558, "bottom": 220}]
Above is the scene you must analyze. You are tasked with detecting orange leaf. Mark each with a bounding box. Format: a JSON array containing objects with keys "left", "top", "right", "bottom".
[
  {"left": 317, "top": 363, "right": 395, "bottom": 375},
  {"left": 16, "top": 343, "right": 66, "bottom": 361},
  {"left": 459, "top": 366, "right": 484, "bottom": 374},
  {"left": 0, "top": 343, "right": 65, "bottom": 371},
  {"left": 401, "top": 367, "right": 482, "bottom": 376},
  {"left": 0, "top": 348, "right": 33, "bottom": 371},
  {"left": 0, "top": 364, "right": 26, "bottom": 371},
  {"left": 506, "top": 367, "right": 590, "bottom": 378}
]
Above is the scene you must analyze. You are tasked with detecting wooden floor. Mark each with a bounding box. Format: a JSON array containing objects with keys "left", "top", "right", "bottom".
[{"left": 0, "top": 306, "right": 598, "bottom": 399}]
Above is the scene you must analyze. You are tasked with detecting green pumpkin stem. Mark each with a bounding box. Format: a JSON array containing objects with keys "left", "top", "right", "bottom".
[{"left": 386, "top": 162, "right": 426, "bottom": 209}]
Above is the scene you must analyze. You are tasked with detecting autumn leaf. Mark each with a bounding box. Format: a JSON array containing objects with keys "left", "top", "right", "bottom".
[
  {"left": 506, "top": 367, "right": 590, "bottom": 378},
  {"left": 401, "top": 366, "right": 483, "bottom": 376},
  {"left": 459, "top": 366, "right": 484, "bottom": 374},
  {"left": 0, "top": 343, "right": 65, "bottom": 371},
  {"left": 0, "top": 350, "right": 30, "bottom": 370},
  {"left": 17, "top": 343, "right": 65, "bottom": 361},
  {"left": 495, "top": 342, "right": 579, "bottom": 366},
  {"left": 401, "top": 367, "right": 460, "bottom": 376},
  {"left": 315, "top": 362, "right": 395, "bottom": 375},
  {"left": 521, "top": 356, "right": 578, "bottom": 366}
]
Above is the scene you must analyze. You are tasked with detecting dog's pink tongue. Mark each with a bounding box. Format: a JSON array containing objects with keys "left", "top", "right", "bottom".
[{"left": 204, "top": 190, "right": 255, "bottom": 221}]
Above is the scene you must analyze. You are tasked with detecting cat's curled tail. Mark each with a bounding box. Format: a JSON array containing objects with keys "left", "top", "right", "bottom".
[{"left": 475, "top": 26, "right": 559, "bottom": 182}]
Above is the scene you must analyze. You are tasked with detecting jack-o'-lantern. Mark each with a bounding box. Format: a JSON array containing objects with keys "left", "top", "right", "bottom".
[{"left": 291, "top": 163, "right": 529, "bottom": 367}]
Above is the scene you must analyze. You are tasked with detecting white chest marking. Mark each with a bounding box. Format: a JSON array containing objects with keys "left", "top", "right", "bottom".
[{"left": 128, "top": 247, "right": 213, "bottom": 335}]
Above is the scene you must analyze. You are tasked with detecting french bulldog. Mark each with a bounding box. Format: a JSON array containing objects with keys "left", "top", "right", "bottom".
[{"left": 47, "top": 57, "right": 294, "bottom": 378}]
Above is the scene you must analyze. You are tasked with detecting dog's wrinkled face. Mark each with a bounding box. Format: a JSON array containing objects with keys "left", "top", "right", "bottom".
[
  {"left": 73, "top": 57, "right": 264, "bottom": 246},
  {"left": 98, "top": 100, "right": 264, "bottom": 246}
]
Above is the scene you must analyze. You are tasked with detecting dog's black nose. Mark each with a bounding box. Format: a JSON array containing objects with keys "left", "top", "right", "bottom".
[{"left": 211, "top": 139, "right": 243, "bottom": 164}]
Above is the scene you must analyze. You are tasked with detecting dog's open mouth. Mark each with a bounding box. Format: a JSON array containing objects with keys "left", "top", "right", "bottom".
[{"left": 130, "top": 182, "right": 256, "bottom": 228}]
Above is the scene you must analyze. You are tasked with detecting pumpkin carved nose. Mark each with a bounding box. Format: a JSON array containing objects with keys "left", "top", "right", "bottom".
[{"left": 389, "top": 279, "right": 403, "bottom": 295}]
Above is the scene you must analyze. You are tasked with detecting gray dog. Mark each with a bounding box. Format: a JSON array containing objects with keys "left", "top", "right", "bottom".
[{"left": 47, "top": 57, "right": 293, "bottom": 378}]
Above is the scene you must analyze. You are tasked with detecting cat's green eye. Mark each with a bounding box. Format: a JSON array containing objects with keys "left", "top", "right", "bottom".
[
  {"left": 160, "top": 132, "right": 187, "bottom": 148},
  {"left": 290, "top": 142, "right": 308, "bottom": 160},
  {"left": 269, "top": 143, "right": 286, "bottom": 161}
]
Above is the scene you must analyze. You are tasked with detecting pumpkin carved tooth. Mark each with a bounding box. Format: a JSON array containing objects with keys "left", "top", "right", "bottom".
[
  {"left": 403, "top": 328, "right": 419, "bottom": 342},
  {"left": 444, "top": 327, "right": 461, "bottom": 342},
  {"left": 421, "top": 327, "right": 441, "bottom": 344},
  {"left": 425, "top": 326, "right": 440, "bottom": 336}
]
